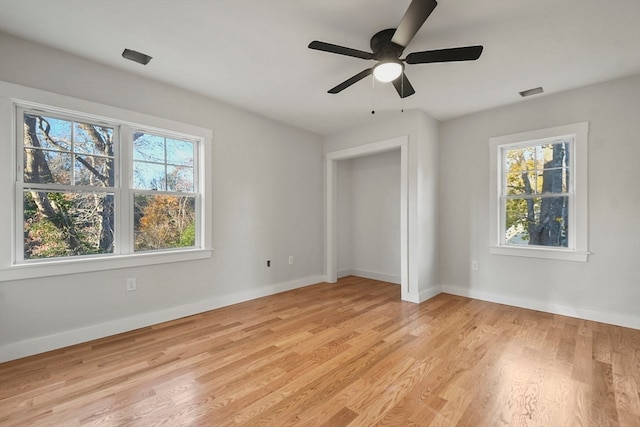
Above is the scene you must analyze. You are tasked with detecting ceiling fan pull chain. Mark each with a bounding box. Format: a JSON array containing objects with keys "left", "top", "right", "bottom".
[
  {"left": 371, "top": 75, "right": 376, "bottom": 115},
  {"left": 401, "top": 75, "right": 405, "bottom": 112}
]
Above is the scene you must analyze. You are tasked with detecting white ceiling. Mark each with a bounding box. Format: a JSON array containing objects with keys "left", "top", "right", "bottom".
[{"left": 1, "top": 0, "right": 638, "bottom": 135}]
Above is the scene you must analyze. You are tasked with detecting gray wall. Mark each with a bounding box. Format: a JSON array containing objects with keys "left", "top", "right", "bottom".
[
  {"left": 439, "top": 75, "right": 640, "bottom": 326},
  {"left": 0, "top": 33, "right": 325, "bottom": 361}
]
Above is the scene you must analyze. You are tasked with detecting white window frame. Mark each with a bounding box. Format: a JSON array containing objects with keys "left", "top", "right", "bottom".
[
  {"left": 0, "top": 81, "right": 213, "bottom": 281},
  {"left": 489, "top": 122, "right": 589, "bottom": 262}
]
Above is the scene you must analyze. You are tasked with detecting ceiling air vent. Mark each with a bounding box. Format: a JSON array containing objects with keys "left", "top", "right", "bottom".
[
  {"left": 519, "top": 87, "right": 544, "bottom": 97},
  {"left": 122, "top": 49, "right": 152, "bottom": 65}
]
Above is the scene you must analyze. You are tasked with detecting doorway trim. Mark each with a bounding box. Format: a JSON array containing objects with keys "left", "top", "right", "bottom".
[{"left": 325, "top": 135, "right": 409, "bottom": 301}]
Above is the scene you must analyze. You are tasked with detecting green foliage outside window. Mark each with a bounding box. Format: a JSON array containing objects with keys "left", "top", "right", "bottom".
[{"left": 21, "top": 113, "right": 197, "bottom": 260}]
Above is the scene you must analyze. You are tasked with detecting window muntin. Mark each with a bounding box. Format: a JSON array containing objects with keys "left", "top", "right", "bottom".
[{"left": 501, "top": 139, "right": 573, "bottom": 248}]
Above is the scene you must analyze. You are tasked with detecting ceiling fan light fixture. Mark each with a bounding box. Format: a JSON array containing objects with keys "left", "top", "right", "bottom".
[{"left": 373, "top": 60, "right": 404, "bottom": 82}]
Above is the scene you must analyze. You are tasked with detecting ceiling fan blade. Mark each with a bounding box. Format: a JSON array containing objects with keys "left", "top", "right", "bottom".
[
  {"left": 406, "top": 45, "right": 484, "bottom": 64},
  {"left": 308, "top": 41, "right": 374, "bottom": 60},
  {"left": 391, "top": 0, "right": 438, "bottom": 48},
  {"left": 328, "top": 68, "right": 373, "bottom": 94},
  {"left": 392, "top": 73, "right": 416, "bottom": 98}
]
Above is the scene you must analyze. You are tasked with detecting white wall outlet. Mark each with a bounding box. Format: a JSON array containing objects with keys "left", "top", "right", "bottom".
[
  {"left": 289, "top": 256, "right": 294, "bottom": 265},
  {"left": 471, "top": 261, "right": 479, "bottom": 271},
  {"left": 126, "top": 277, "right": 137, "bottom": 292}
]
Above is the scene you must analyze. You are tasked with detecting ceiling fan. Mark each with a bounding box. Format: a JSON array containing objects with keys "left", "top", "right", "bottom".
[{"left": 308, "top": 0, "right": 483, "bottom": 98}]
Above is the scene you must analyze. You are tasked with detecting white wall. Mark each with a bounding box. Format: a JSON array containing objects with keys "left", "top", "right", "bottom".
[
  {"left": 325, "top": 109, "right": 440, "bottom": 301},
  {"left": 337, "top": 150, "right": 401, "bottom": 283},
  {"left": 439, "top": 75, "right": 640, "bottom": 328},
  {"left": 0, "top": 33, "right": 325, "bottom": 361}
]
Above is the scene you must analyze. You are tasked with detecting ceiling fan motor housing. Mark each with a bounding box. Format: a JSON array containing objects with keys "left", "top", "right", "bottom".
[{"left": 371, "top": 29, "right": 405, "bottom": 61}]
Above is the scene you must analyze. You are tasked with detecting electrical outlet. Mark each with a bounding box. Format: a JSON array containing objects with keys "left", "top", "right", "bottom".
[
  {"left": 126, "top": 277, "right": 137, "bottom": 291},
  {"left": 289, "top": 256, "right": 294, "bottom": 265},
  {"left": 471, "top": 261, "right": 479, "bottom": 271},
  {"left": 267, "top": 260, "right": 271, "bottom": 267}
]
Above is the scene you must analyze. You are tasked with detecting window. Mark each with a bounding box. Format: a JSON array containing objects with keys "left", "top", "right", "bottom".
[
  {"left": 502, "top": 141, "right": 571, "bottom": 247},
  {"left": 489, "top": 122, "right": 589, "bottom": 261},
  {"left": 0, "top": 81, "right": 212, "bottom": 280}
]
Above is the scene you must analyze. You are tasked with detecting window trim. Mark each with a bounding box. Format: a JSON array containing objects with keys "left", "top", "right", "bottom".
[
  {"left": 489, "top": 122, "right": 589, "bottom": 262},
  {"left": 0, "top": 81, "right": 213, "bottom": 281}
]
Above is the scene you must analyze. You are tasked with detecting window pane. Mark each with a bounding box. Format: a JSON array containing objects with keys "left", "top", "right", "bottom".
[
  {"left": 24, "top": 148, "right": 72, "bottom": 184},
  {"left": 133, "top": 133, "right": 165, "bottom": 162},
  {"left": 505, "top": 171, "right": 536, "bottom": 195},
  {"left": 133, "top": 161, "right": 166, "bottom": 190},
  {"left": 74, "top": 122, "right": 114, "bottom": 155},
  {"left": 166, "top": 138, "right": 194, "bottom": 166},
  {"left": 24, "top": 114, "right": 72, "bottom": 151},
  {"left": 134, "top": 194, "right": 196, "bottom": 251},
  {"left": 505, "top": 196, "right": 568, "bottom": 247},
  {"left": 538, "top": 167, "right": 569, "bottom": 194},
  {"left": 75, "top": 155, "right": 114, "bottom": 187},
  {"left": 23, "top": 190, "right": 115, "bottom": 259},
  {"left": 505, "top": 146, "right": 536, "bottom": 172},
  {"left": 536, "top": 143, "right": 569, "bottom": 167},
  {"left": 167, "top": 165, "right": 194, "bottom": 192}
]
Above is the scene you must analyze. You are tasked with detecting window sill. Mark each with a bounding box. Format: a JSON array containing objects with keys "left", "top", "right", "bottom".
[
  {"left": 490, "top": 246, "right": 589, "bottom": 262},
  {"left": 0, "top": 249, "right": 213, "bottom": 282}
]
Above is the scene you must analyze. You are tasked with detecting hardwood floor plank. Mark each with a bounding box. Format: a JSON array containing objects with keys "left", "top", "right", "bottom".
[
  {"left": 1, "top": 277, "right": 638, "bottom": 426},
  {"left": 593, "top": 360, "right": 620, "bottom": 426},
  {"left": 318, "top": 406, "right": 359, "bottom": 427}
]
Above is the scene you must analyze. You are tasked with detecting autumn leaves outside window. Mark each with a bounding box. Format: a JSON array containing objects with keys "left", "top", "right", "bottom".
[
  {"left": 20, "top": 111, "right": 199, "bottom": 261},
  {"left": 501, "top": 141, "right": 572, "bottom": 248},
  {"left": 132, "top": 132, "right": 197, "bottom": 252}
]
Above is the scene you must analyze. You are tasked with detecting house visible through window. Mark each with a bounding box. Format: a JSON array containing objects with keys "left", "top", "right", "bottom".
[
  {"left": 489, "top": 122, "right": 589, "bottom": 261},
  {"left": 502, "top": 140, "right": 571, "bottom": 247}
]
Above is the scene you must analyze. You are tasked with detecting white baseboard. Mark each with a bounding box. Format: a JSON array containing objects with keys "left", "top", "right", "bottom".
[
  {"left": 337, "top": 269, "right": 353, "bottom": 279},
  {"left": 402, "top": 285, "right": 441, "bottom": 304},
  {"left": 5, "top": 278, "right": 636, "bottom": 362},
  {"left": 342, "top": 268, "right": 401, "bottom": 285},
  {"left": 419, "top": 286, "right": 442, "bottom": 303},
  {"left": 441, "top": 284, "right": 640, "bottom": 330},
  {"left": 0, "top": 275, "right": 325, "bottom": 363}
]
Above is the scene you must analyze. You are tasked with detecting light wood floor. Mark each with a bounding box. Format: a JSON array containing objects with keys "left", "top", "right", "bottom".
[{"left": 1, "top": 277, "right": 639, "bottom": 426}]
